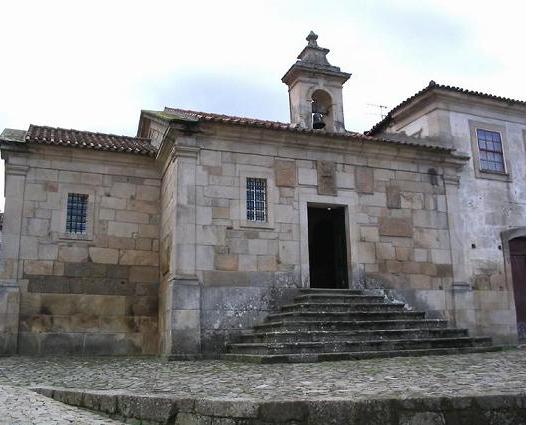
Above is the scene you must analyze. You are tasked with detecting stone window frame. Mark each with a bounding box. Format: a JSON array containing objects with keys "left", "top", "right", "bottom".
[
  {"left": 65, "top": 193, "right": 89, "bottom": 234},
  {"left": 55, "top": 185, "right": 96, "bottom": 241},
  {"left": 469, "top": 120, "right": 512, "bottom": 182},
  {"left": 245, "top": 177, "right": 268, "bottom": 223},
  {"left": 237, "top": 167, "right": 277, "bottom": 230}
]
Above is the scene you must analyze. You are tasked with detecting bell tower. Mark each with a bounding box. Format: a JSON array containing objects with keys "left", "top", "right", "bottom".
[{"left": 282, "top": 31, "right": 351, "bottom": 133}]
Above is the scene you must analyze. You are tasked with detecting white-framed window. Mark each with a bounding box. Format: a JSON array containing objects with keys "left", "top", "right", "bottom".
[
  {"left": 246, "top": 177, "right": 268, "bottom": 222},
  {"left": 476, "top": 129, "right": 506, "bottom": 173},
  {"left": 469, "top": 120, "right": 511, "bottom": 182},
  {"left": 65, "top": 193, "right": 89, "bottom": 234}
]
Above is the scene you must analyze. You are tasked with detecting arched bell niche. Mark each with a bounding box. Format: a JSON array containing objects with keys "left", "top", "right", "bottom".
[{"left": 311, "top": 89, "right": 334, "bottom": 131}]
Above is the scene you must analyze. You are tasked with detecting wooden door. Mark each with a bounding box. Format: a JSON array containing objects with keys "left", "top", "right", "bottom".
[{"left": 509, "top": 237, "right": 526, "bottom": 341}]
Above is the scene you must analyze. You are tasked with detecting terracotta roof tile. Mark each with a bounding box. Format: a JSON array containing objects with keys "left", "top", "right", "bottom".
[
  {"left": 162, "top": 107, "right": 453, "bottom": 152},
  {"left": 365, "top": 81, "right": 525, "bottom": 136},
  {"left": 22, "top": 124, "right": 156, "bottom": 157}
]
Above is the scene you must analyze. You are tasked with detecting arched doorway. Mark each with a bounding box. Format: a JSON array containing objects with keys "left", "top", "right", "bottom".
[{"left": 509, "top": 236, "right": 526, "bottom": 342}]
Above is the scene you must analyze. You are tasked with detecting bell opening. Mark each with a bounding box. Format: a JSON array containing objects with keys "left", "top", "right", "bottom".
[{"left": 311, "top": 89, "right": 332, "bottom": 131}]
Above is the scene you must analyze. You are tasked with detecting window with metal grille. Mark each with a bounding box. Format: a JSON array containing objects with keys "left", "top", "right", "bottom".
[
  {"left": 66, "top": 193, "right": 89, "bottom": 234},
  {"left": 246, "top": 178, "right": 267, "bottom": 222},
  {"left": 477, "top": 129, "right": 505, "bottom": 173}
]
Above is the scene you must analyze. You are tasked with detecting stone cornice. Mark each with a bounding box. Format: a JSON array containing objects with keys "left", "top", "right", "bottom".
[
  {"left": 5, "top": 163, "right": 29, "bottom": 177},
  {"left": 172, "top": 145, "right": 200, "bottom": 159},
  {"left": 198, "top": 123, "right": 468, "bottom": 170}
]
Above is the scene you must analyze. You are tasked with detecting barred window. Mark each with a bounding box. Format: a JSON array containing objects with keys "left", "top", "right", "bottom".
[
  {"left": 246, "top": 178, "right": 267, "bottom": 222},
  {"left": 66, "top": 193, "right": 89, "bottom": 234},
  {"left": 477, "top": 129, "right": 505, "bottom": 173}
]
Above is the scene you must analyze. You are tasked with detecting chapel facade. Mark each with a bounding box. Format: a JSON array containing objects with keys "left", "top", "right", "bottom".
[{"left": 0, "top": 33, "right": 525, "bottom": 357}]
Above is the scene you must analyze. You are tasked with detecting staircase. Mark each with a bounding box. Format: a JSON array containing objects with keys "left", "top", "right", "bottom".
[{"left": 225, "top": 288, "right": 497, "bottom": 363}]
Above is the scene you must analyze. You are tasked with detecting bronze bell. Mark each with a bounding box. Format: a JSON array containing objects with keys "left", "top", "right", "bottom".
[{"left": 312, "top": 112, "right": 326, "bottom": 129}]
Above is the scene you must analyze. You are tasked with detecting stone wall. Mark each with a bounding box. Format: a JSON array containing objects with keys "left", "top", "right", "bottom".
[
  {"left": 385, "top": 98, "right": 525, "bottom": 343},
  {"left": 160, "top": 123, "right": 462, "bottom": 355},
  {"left": 447, "top": 110, "right": 524, "bottom": 342},
  {"left": 1, "top": 146, "right": 160, "bottom": 355}
]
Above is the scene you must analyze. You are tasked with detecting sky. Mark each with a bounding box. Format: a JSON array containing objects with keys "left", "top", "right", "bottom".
[{"left": 0, "top": 0, "right": 526, "bottom": 211}]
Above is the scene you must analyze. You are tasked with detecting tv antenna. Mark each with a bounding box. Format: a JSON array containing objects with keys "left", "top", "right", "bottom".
[{"left": 366, "top": 103, "right": 389, "bottom": 120}]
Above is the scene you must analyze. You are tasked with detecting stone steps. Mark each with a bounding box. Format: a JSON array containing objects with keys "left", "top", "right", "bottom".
[
  {"left": 280, "top": 302, "right": 406, "bottom": 313},
  {"left": 226, "top": 288, "right": 495, "bottom": 363},
  {"left": 254, "top": 319, "right": 450, "bottom": 332},
  {"left": 267, "top": 310, "right": 426, "bottom": 322},
  {"left": 293, "top": 294, "right": 386, "bottom": 304},
  {"left": 298, "top": 288, "right": 365, "bottom": 295},
  {"left": 224, "top": 345, "right": 503, "bottom": 364},
  {"left": 238, "top": 328, "right": 469, "bottom": 343},
  {"left": 229, "top": 336, "right": 493, "bottom": 355}
]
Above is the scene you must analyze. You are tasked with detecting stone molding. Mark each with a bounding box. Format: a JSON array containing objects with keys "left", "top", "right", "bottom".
[
  {"left": 5, "top": 163, "right": 29, "bottom": 176},
  {"left": 199, "top": 123, "right": 467, "bottom": 169}
]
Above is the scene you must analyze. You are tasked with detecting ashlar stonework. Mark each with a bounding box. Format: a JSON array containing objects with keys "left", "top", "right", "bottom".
[{"left": 0, "top": 32, "right": 525, "bottom": 357}]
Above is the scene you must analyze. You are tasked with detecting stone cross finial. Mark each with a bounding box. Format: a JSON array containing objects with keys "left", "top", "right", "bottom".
[{"left": 306, "top": 31, "right": 318, "bottom": 47}]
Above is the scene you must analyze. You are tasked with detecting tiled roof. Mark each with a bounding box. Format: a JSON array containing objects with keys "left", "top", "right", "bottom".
[
  {"left": 365, "top": 81, "right": 526, "bottom": 136},
  {"left": 19, "top": 125, "right": 157, "bottom": 156},
  {"left": 162, "top": 107, "right": 453, "bottom": 152},
  {"left": 0, "top": 128, "right": 27, "bottom": 142}
]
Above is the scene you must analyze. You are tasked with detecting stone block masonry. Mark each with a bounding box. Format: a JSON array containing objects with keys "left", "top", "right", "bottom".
[{"left": 1, "top": 146, "right": 160, "bottom": 355}]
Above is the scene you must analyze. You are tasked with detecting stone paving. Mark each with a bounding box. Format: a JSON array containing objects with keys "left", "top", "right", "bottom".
[
  {"left": 0, "top": 385, "right": 123, "bottom": 425},
  {"left": 1, "top": 349, "right": 525, "bottom": 403}
]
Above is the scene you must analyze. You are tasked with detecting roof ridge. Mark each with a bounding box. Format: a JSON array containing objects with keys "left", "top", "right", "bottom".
[
  {"left": 27, "top": 124, "right": 151, "bottom": 142},
  {"left": 164, "top": 107, "right": 291, "bottom": 126},
  {"left": 161, "top": 107, "right": 453, "bottom": 152},
  {"left": 365, "top": 81, "right": 525, "bottom": 136}
]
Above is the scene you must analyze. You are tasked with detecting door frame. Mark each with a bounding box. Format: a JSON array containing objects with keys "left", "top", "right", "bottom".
[
  {"left": 500, "top": 226, "right": 526, "bottom": 340},
  {"left": 501, "top": 227, "right": 526, "bottom": 293},
  {"left": 298, "top": 192, "right": 358, "bottom": 289},
  {"left": 307, "top": 203, "right": 350, "bottom": 289}
]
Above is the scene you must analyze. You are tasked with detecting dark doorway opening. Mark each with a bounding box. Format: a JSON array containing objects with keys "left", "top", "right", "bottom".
[
  {"left": 509, "top": 236, "right": 526, "bottom": 342},
  {"left": 308, "top": 205, "right": 348, "bottom": 289}
]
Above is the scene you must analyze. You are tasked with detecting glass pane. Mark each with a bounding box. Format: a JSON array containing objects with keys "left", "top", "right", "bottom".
[
  {"left": 246, "top": 178, "right": 267, "bottom": 222},
  {"left": 66, "top": 193, "right": 88, "bottom": 234}
]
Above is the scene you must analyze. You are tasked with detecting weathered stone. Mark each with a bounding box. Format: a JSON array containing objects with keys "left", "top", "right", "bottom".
[
  {"left": 379, "top": 216, "right": 413, "bottom": 237},
  {"left": 386, "top": 184, "right": 401, "bottom": 208},
  {"left": 298, "top": 167, "right": 317, "bottom": 185},
  {"left": 355, "top": 166, "right": 374, "bottom": 193},
  {"left": 119, "top": 250, "right": 158, "bottom": 266},
  {"left": 24, "top": 260, "right": 54, "bottom": 275},
  {"left": 399, "top": 411, "right": 445, "bottom": 425},
  {"left": 257, "top": 255, "right": 277, "bottom": 272},
  {"left": 89, "top": 247, "right": 119, "bottom": 264},
  {"left": 376, "top": 243, "right": 395, "bottom": 260},
  {"left": 175, "top": 413, "right": 212, "bottom": 425},
  {"left": 317, "top": 160, "right": 337, "bottom": 195},
  {"left": 275, "top": 159, "right": 297, "bottom": 187},
  {"left": 215, "top": 255, "right": 239, "bottom": 271},
  {"left": 108, "top": 221, "right": 139, "bottom": 237}
]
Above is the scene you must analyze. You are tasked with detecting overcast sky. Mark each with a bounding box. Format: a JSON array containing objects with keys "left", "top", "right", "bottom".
[{"left": 0, "top": 0, "right": 525, "bottom": 211}]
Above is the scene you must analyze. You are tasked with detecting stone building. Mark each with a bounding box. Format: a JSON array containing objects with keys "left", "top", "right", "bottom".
[{"left": 0, "top": 32, "right": 525, "bottom": 358}]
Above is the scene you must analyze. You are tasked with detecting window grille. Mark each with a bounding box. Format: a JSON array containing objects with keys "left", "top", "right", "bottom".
[
  {"left": 66, "top": 193, "right": 89, "bottom": 234},
  {"left": 246, "top": 178, "right": 267, "bottom": 222},
  {"left": 477, "top": 129, "right": 505, "bottom": 173}
]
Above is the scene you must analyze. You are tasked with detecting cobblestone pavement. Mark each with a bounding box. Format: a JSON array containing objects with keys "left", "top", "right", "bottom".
[
  {"left": 0, "top": 385, "right": 124, "bottom": 424},
  {"left": 0, "top": 349, "right": 525, "bottom": 402}
]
